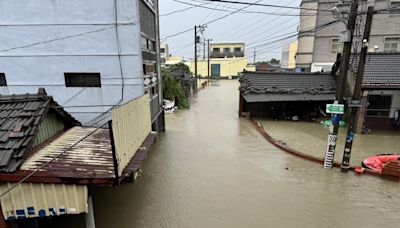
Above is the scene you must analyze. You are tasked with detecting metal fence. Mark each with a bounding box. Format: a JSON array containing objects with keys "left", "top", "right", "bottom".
[{"left": 111, "top": 94, "right": 151, "bottom": 176}]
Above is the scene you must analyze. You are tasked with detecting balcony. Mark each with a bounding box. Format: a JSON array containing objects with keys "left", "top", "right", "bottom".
[{"left": 210, "top": 51, "right": 244, "bottom": 58}]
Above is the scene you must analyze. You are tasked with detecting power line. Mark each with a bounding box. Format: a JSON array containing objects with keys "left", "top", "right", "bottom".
[
  {"left": 162, "top": 0, "right": 263, "bottom": 40},
  {"left": 160, "top": 1, "right": 211, "bottom": 16},
  {"left": 197, "top": 0, "right": 332, "bottom": 12},
  {"left": 174, "top": 0, "right": 313, "bottom": 16}
]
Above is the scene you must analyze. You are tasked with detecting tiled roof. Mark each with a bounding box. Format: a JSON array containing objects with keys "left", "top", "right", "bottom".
[
  {"left": 244, "top": 94, "right": 335, "bottom": 102},
  {"left": 0, "top": 88, "right": 79, "bottom": 173},
  {"left": 239, "top": 72, "right": 336, "bottom": 102},
  {"left": 352, "top": 53, "right": 400, "bottom": 89}
]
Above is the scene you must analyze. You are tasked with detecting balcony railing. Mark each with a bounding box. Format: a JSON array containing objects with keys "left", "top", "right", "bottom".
[{"left": 210, "top": 51, "right": 244, "bottom": 58}]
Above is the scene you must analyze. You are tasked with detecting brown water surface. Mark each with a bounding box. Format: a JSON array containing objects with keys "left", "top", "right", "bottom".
[{"left": 93, "top": 80, "right": 400, "bottom": 228}]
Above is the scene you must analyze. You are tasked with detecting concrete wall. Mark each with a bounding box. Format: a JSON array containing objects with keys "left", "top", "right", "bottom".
[
  {"left": 210, "top": 43, "right": 245, "bottom": 52},
  {"left": 190, "top": 57, "right": 248, "bottom": 77},
  {"left": 296, "top": 1, "right": 318, "bottom": 70},
  {"left": 0, "top": 0, "right": 144, "bottom": 124}
]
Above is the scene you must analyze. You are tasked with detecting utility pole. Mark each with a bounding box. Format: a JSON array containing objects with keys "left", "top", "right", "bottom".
[
  {"left": 194, "top": 25, "right": 198, "bottom": 80},
  {"left": 253, "top": 49, "right": 256, "bottom": 64},
  {"left": 203, "top": 40, "right": 206, "bottom": 61},
  {"left": 341, "top": 6, "right": 374, "bottom": 171},
  {"left": 207, "top": 39, "right": 211, "bottom": 82},
  {"left": 323, "top": 0, "right": 359, "bottom": 169}
]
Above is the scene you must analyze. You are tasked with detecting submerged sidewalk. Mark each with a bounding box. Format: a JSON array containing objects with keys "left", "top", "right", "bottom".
[{"left": 255, "top": 119, "right": 400, "bottom": 167}]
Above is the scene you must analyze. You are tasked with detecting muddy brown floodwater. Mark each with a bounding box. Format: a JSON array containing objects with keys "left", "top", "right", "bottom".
[{"left": 92, "top": 80, "right": 400, "bottom": 228}]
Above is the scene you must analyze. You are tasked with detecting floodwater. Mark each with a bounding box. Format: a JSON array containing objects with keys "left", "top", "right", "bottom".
[
  {"left": 92, "top": 80, "right": 400, "bottom": 228},
  {"left": 258, "top": 119, "right": 400, "bottom": 166}
]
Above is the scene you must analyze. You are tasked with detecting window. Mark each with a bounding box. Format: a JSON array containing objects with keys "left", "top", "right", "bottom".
[
  {"left": 141, "top": 37, "right": 148, "bottom": 49},
  {"left": 143, "top": 63, "right": 156, "bottom": 75},
  {"left": 366, "top": 95, "right": 392, "bottom": 117},
  {"left": 331, "top": 39, "right": 343, "bottom": 53},
  {"left": 0, "top": 73, "right": 6, "bottom": 86},
  {"left": 234, "top": 47, "right": 241, "bottom": 52},
  {"left": 64, "top": 73, "right": 101, "bottom": 87},
  {"left": 390, "top": 1, "right": 400, "bottom": 17},
  {"left": 384, "top": 37, "right": 400, "bottom": 52},
  {"left": 223, "top": 47, "right": 231, "bottom": 53},
  {"left": 212, "top": 48, "right": 220, "bottom": 53},
  {"left": 160, "top": 48, "right": 165, "bottom": 54}
]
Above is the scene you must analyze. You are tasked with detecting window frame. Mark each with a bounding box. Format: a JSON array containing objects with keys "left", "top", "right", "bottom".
[
  {"left": 212, "top": 48, "right": 220, "bottom": 53},
  {"left": 366, "top": 95, "right": 392, "bottom": 117},
  {"left": 64, "top": 73, "right": 101, "bottom": 88},
  {"left": 389, "top": 1, "right": 400, "bottom": 17},
  {"left": 384, "top": 37, "right": 400, "bottom": 52}
]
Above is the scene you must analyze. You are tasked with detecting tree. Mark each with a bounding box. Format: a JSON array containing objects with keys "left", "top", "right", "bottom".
[
  {"left": 269, "top": 58, "right": 280, "bottom": 64},
  {"left": 162, "top": 67, "right": 189, "bottom": 109}
]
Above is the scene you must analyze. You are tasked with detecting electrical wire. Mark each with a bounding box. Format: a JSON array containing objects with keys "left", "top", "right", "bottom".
[{"left": 196, "top": 0, "right": 333, "bottom": 12}]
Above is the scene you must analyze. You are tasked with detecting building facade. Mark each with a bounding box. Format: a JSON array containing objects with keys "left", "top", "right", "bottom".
[
  {"left": 160, "top": 42, "right": 169, "bottom": 64},
  {"left": 281, "top": 41, "right": 298, "bottom": 69},
  {"left": 0, "top": 0, "right": 164, "bottom": 131},
  {"left": 190, "top": 42, "right": 248, "bottom": 77},
  {"left": 296, "top": 0, "right": 400, "bottom": 72}
]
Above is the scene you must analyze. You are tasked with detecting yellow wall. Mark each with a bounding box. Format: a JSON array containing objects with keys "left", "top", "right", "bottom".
[
  {"left": 190, "top": 57, "right": 248, "bottom": 77},
  {"left": 165, "top": 56, "right": 183, "bottom": 65},
  {"left": 288, "top": 42, "right": 298, "bottom": 69}
]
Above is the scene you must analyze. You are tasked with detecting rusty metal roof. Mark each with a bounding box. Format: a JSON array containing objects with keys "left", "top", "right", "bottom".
[
  {"left": 0, "top": 88, "right": 79, "bottom": 173},
  {"left": 20, "top": 126, "right": 115, "bottom": 179}
]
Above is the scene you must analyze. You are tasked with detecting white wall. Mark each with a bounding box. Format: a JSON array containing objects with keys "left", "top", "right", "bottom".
[{"left": 0, "top": 0, "right": 144, "bottom": 124}]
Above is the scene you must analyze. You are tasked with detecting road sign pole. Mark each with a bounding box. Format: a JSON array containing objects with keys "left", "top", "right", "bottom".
[
  {"left": 323, "top": 0, "right": 359, "bottom": 169},
  {"left": 340, "top": 7, "right": 374, "bottom": 172}
]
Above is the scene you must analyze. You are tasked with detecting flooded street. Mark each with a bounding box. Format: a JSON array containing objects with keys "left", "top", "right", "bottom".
[
  {"left": 258, "top": 119, "right": 400, "bottom": 166},
  {"left": 93, "top": 80, "right": 400, "bottom": 228}
]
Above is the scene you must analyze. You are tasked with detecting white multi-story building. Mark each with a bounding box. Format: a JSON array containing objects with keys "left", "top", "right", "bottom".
[
  {"left": 296, "top": 0, "right": 400, "bottom": 72},
  {"left": 0, "top": 0, "right": 164, "bottom": 131}
]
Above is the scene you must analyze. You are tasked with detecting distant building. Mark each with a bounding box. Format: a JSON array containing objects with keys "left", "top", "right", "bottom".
[
  {"left": 166, "top": 56, "right": 184, "bottom": 65},
  {"left": 0, "top": 0, "right": 164, "bottom": 132},
  {"left": 255, "top": 62, "right": 281, "bottom": 73},
  {"left": 160, "top": 42, "right": 169, "bottom": 64},
  {"left": 296, "top": 0, "right": 400, "bottom": 72},
  {"left": 281, "top": 42, "right": 298, "bottom": 69},
  {"left": 190, "top": 42, "right": 248, "bottom": 78}
]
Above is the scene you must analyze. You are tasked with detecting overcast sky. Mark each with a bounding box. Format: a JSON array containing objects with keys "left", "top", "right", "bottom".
[{"left": 159, "top": 0, "right": 301, "bottom": 63}]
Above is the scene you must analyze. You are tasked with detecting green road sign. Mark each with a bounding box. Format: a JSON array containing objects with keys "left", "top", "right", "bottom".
[{"left": 326, "top": 104, "right": 344, "bottom": 114}]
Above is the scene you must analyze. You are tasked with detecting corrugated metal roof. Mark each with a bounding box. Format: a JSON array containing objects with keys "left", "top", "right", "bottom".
[
  {"left": 239, "top": 72, "right": 336, "bottom": 103},
  {"left": 0, "top": 89, "right": 79, "bottom": 173},
  {"left": 21, "top": 127, "right": 115, "bottom": 179},
  {"left": 351, "top": 53, "right": 400, "bottom": 88},
  {"left": 0, "top": 183, "right": 87, "bottom": 220},
  {"left": 244, "top": 93, "right": 335, "bottom": 102}
]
